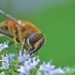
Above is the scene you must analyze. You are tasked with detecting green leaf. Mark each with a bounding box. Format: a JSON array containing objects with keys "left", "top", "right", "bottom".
[{"left": 30, "top": 68, "right": 37, "bottom": 75}]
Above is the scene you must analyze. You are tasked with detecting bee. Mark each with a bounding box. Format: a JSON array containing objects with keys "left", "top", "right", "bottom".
[{"left": 0, "top": 10, "right": 45, "bottom": 55}]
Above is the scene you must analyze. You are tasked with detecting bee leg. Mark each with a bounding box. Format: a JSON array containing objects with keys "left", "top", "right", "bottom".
[
  {"left": 20, "top": 41, "right": 26, "bottom": 55},
  {"left": 29, "top": 47, "right": 36, "bottom": 55},
  {"left": 21, "top": 45, "right": 25, "bottom": 55}
]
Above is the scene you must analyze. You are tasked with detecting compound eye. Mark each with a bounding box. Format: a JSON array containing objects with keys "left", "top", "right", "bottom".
[
  {"left": 28, "top": 33, "right": 45, "bottom": 54},
  {"left": 28, "top": 33, "right": 37, "bottom": 45},
  {"left": 29, "top": 33, "right": 43, "bottom": 46}
]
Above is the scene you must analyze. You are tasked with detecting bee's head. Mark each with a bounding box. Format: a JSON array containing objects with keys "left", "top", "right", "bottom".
[{"left": 27, "top": 33, "right": 45, "bottom": 55}]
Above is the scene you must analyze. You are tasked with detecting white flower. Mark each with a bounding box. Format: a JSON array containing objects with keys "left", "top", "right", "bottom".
[
  {"left": 50, "top": 68, "right": 65, "bottom": 75},
  {"left": 0, "top": 42, "right": 8, "bottom": 52},
  {"left": 0, "top": 42, "right": 73, "bottom": 75},
  {"left": 37, "top": 62, "right": 65, "bottom": 75},
  {"left": 8, "top": 53, "right": 15, "bottom": 64},
  {"left": 18, "top": 50, "right": 29, "bottom": 63},
  {"left": 0, "top": 72, "right": 5, "bottom": 75},
  {"left": 23, "top": 56, "right": 40, "bottom": 70},
  {"left": 38, "top": 62, "right": 55, "bottom": 75},
  {"left": 18, "top": 51, "right": 40, "bottom": 75},
  {"left": 36, "top": 70, "right": 41, "bottom": 75},
  {"left": 64, "top": 67, "right": 70, "bottom": 74},
  {"left": 39, "top": 62, "right": 55, "bottom": 70},
  {"left": 1, "top": 54, "right": 9, "bottom": 69},
  {"left": 19, "top": 73, "right": 25, "bottom": 75},
  {"left": 18, "top": 66, "right": 28, "bottom": 75}
]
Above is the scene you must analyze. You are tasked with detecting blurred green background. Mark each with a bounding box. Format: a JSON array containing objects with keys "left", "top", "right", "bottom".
[{"left": 0, "top": 0, "right": 75, "bottom": 67}]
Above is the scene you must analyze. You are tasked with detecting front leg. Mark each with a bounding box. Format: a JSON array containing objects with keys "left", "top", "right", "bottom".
[{"left": 20, "top": 41, "right": 26, "bottom": 55}]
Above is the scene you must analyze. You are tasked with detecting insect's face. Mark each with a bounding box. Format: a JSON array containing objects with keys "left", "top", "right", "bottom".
[{"left": 26, "top": 33, "right": 45, "bottom": 54}]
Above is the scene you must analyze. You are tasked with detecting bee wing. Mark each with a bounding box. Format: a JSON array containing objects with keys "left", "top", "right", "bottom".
[{"left": 0, "top": 10, "right": 22, "bottom": 27}]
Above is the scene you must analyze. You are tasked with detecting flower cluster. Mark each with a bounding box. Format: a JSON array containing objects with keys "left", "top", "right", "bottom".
[
  {"left": 0, "top": 42, "right": 75, "bottom": 75},
  {"left": 18, "top": 50, "right": 40, "bottom": 75},
  {"left": 0, "top": 42, "right": 8, "bottom": 52}
]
